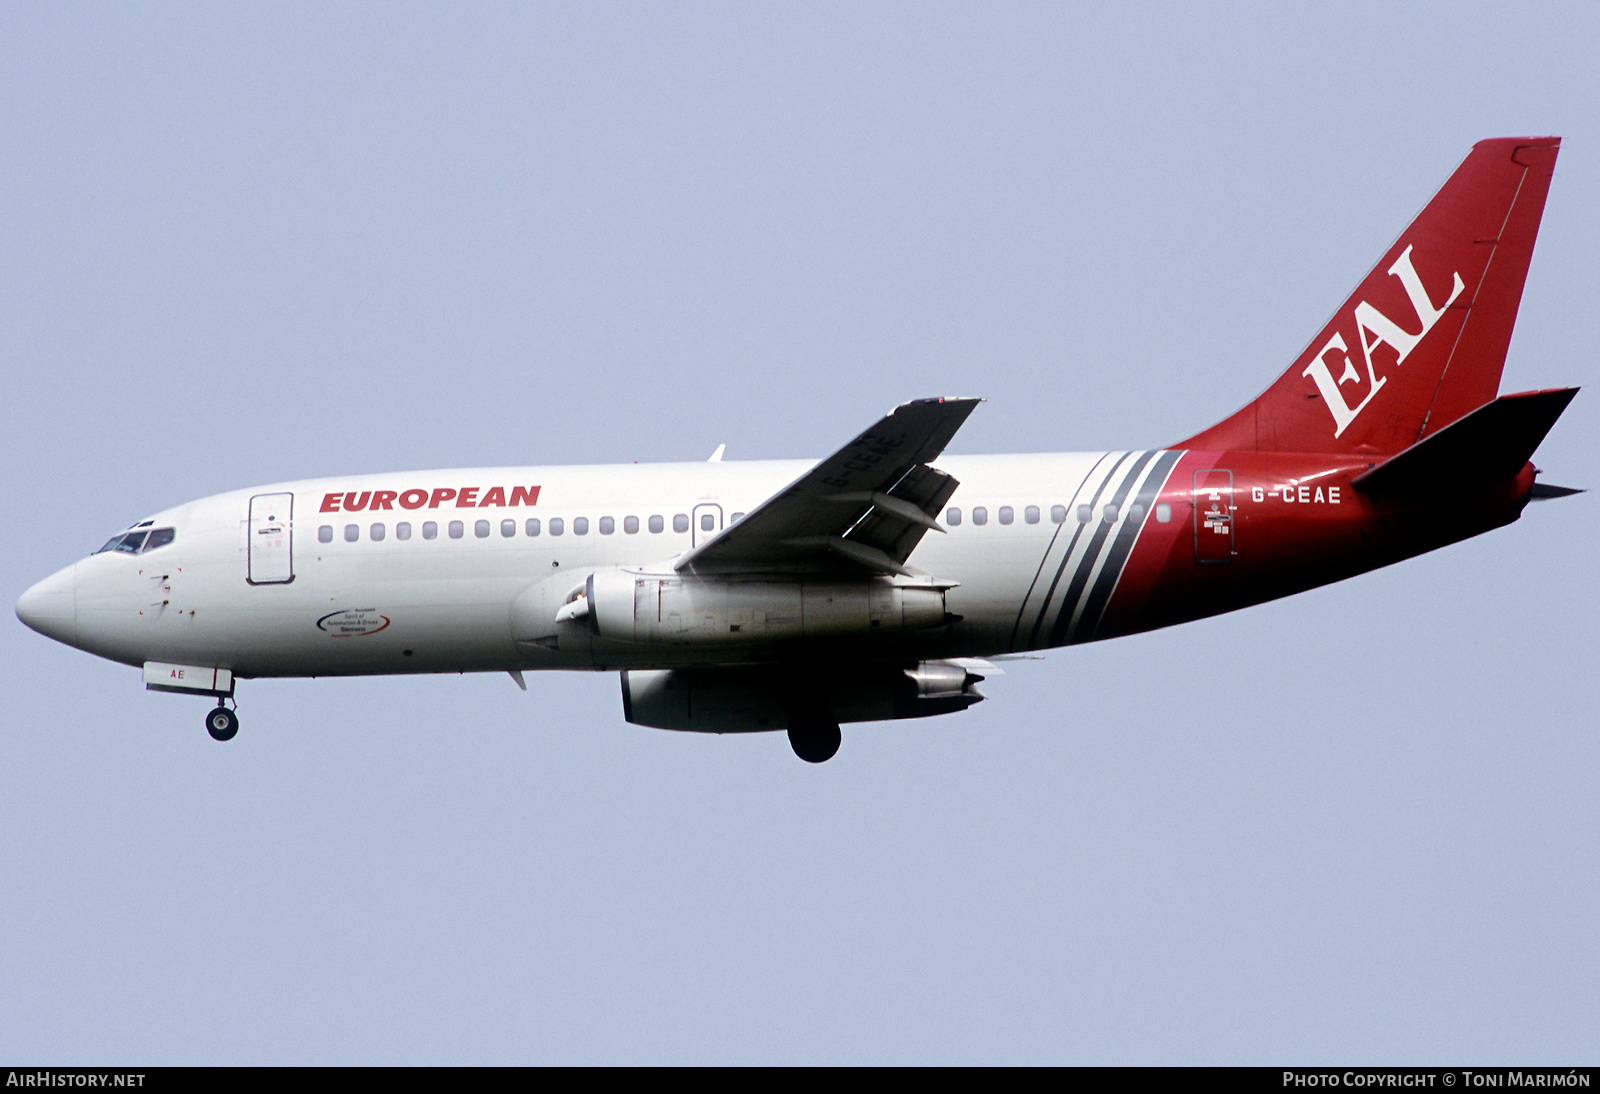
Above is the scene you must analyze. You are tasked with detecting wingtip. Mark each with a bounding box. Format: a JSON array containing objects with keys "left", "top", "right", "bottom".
[{"left": 898, "top": 396, "right": 984, "bottom": 412}]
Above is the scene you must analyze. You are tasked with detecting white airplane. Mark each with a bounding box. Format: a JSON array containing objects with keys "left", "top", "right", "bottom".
[{"left": 16, "top": 137, "right": 1579, "bottom": 762}]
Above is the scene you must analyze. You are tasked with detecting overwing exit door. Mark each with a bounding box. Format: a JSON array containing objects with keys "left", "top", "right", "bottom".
[
  {"left": 1193, "top": 470, "right": 1234, "bottom": 564},
  {"left": 248, "top": 492, "right": 295, "bottom": 584},
  {"left": 691, "top": 503, "right": 723, "bottom": 548}
]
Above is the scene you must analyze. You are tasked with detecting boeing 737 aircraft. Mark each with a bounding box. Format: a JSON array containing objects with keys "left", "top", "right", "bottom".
[{"left": 16, "top": 137, "right": 1579, "bottom": 762}]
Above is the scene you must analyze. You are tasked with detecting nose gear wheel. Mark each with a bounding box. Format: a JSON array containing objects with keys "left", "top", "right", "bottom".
[{"left": 206, "top": 705, "right": 239, "bottom": 741}]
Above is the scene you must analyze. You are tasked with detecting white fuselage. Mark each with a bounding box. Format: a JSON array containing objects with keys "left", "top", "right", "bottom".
[{"left": 25, "top": 451, "right": 1153, "bottom": 680}]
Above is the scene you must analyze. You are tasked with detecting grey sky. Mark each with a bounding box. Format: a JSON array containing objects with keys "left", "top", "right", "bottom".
[{"left": 3, "top": 2, "right": 1595, "bottom": 1063}]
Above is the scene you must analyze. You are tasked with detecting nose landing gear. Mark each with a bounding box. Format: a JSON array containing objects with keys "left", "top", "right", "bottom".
[{"left": 206, "top": 704, "right": 239, "bottom": 742}]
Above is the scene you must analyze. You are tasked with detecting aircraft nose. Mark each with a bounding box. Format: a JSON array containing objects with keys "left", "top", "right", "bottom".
[{"left": 16, "top": 563, "right": 78, "bottom": 647}]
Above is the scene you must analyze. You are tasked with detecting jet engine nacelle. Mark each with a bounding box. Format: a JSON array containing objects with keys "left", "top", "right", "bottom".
[
  {"left": 585, "top": 570, "right": 949, "bottom": 645},
  {"left": 621, "top": 660, "right": 986, "bottom": 733}
]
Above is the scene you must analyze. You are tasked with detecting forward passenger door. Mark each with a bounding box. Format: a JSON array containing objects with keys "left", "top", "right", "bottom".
[{"left": 247, "top": 493, "right": 295, "bottom": 584}]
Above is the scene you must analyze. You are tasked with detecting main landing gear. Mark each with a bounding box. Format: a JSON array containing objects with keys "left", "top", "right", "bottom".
[
  {"left": 787, "top": 712, "right": 841, "bottom": 763},
  {"left": 206, "top": 703, "right": 239, "bottom": 742}
]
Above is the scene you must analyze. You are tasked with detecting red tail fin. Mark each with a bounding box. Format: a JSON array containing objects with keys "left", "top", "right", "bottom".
[{"left": 1177, "top": 137, "right": 1560, "bottom": 455}]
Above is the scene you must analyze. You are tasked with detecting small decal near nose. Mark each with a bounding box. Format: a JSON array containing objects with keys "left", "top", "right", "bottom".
[{"left": 316, "top": 609, "right": 391, "bottom": 637}]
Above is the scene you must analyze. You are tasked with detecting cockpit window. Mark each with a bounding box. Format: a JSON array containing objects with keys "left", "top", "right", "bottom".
[{"left": 95, "top": 527, "right": 175, "bottom": 555}]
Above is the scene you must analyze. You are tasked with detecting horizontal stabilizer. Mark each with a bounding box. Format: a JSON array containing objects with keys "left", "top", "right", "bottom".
[
  {"left": 1351, "top": 387, "right": 1578, "bottom": 495},
  {"left": 1529, "top": 482, "right": 1584, "bottom": 501}
]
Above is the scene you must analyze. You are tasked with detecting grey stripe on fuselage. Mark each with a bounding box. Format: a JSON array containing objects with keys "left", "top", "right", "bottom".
[
  {"left": 1008, "top": 451, "right": 1117, "bottom": 651},
  {"left": 1063, "top": 448, "right": 1182, "bottom": 644},
  {"left": 1045, "top": 451, "right": 1157, "bottom": 648},
  {"left": 1023, "top": 452, "right": 1132, "bottom": 650}
]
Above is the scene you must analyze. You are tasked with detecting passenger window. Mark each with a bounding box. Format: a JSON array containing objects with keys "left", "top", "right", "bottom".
[
  {"left": 649, "top": 515, "right": 664, "bottom": 533},
  {"left": 344, "top": 525, "right": 360, "bottom": 542},
  {"left": 1077, "top": 504, "right": 1093, "bottom": 523},
  {"left": 525, "top": 518, "right": 541, "bottom": 537},
  {"left": 730, "top": 512, "right": 744, "bottom": 523},
  {"left": 998, "top": 506, "right": 1014, "bottom": 525},
  {"left": 396, "top": 522, "right": 412, "bottom": 540},
  {"left": 423, "top": 521, "right": 438, "bottom": 540},
  {"left": 1127, "top": 503, "right": 1145, "bottom": 522},
  {"left": 318, "top": 525, "right": 334, "bottom": 544},
  {"left": 946, "top": 507, "right": 961, "bottom": 526},
  {"left": 474, "top": 520, "right": 490, "bottom": 538},
  {"left": 370, "top": 523, "right": 386, "bottom": 541},
  {"left": 574, "top": 517, "right": 589, "bottom": 535},
  {"left": 449, "top": 521, "right": 464, "bottom": 539},
  {"left": 700, "top": 513, "right": 714, "bottom": 532},
  {"left": 972, "top": 506, "right": 988, "bottom": 526},
  {"left": 1155, "top": 503, "right": 1172, "bottom": 523},
  {"left": 1102, "top": 504, "right": 1119, "bottom": 523},
  {"left": 501, "top": 519, "right": 516, "bottom": 538},
  {"left": 1051, "top": 505, "right": 1067, "bottom": 524},
  {"left": 599, "top": 516, "right": 614, "bottom": 535},
  {"left": 1024, "top": 506, "right": 1040, "bottom": 525},
  {"left": 624, "top": 516, "right": 639, "bottom": 534},
  {"left": 673, "top": 514, "right": 689, "bottom": 533},
  {"left": 549, "top": 518, "right": 564, "bottom": 536},
  {"left": 145, "top": 527, "right": 176, "bottom": 550}
]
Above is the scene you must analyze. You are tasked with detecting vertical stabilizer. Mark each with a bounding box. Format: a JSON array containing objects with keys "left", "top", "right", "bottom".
[{"left": 1177, "top": 137, "right": 1560, "bottom": 455}]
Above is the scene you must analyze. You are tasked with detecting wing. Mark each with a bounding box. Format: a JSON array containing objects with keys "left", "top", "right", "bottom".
[{"left": 676, "top": 397, "right": 980, "bottom": 576}]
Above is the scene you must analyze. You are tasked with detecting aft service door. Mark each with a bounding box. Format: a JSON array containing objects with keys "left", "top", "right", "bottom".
[
  {"left": 1193, "top": 470, "right": 1234, "bottom": 564},
  {"left": 248, "top": 492, "right": 295, "bottom": 584},
  {"left": 691, "top": 503, "right": 723, "bottom": 548}
]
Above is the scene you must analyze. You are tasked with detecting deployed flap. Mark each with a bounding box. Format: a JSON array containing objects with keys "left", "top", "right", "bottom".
[
  {"left": 1351, "top": 387, "right": 1577, "bottom": 495},
  {"left": 677, "top": 397, "right": 980, "bottom": 574}
]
